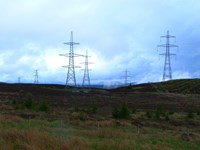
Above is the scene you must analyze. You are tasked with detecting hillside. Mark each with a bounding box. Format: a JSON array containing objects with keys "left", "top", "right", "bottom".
[
  {"left": 115, "top": 79, "right": 200, "bottom": 94},
  {"left": 0, "top": 79, "right": 200, "bottom": 149},
  {"left": 0, "top": 79, "right": 200, "bottom": 113}
]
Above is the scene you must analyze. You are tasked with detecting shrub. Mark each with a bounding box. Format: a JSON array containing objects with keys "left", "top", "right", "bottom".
[
  {"left": 168, "top": 111, "right": 174, "bottom": 115},
  {"left": 74, "top": 107, "right": 80, "bottom": 112},
  {"left": 12, "top": 100, "right": 16, "bottom": 105},
  {"left": 120, "top": 105, "right": 130, "bottom": 119},
  {"left": 84, "top": 106, "right": 97, "bottom": 114},
  {"left": 155, "top": 106, "right": 166, "bottom": 120},
  {"left": 79, "top": 112, "right": 87, "bottom": 121},
  {"left": 24, "top": 92, "right": 33, "bottom": 101},
  {"left": 112, "top": 107, "right": 120, "bottom": 119},
  {"left": 112, "top": 104, "right": 130, "bottom": 119},
  {"left": 38, "top": 102, "right": 51, "bottom": 112},
  {"left": 13, "top": 98, "right": 51, "bottom": 112},
  {"left": 19, "top": 92, "right": 35, "bottom": 110},
  {"left": 187, "top": 112, "right": 194, "bottom": 119},
  {"left": 132, "top": 109, "right": 136, "bottom": 114},
  {"left": 146, "top": 111, "right": 152, "bottom": 118},
  {"left": 24, "top": 99, "right": 34, "bottom": 109},
  {"left": 165, "top": 114, "right": 170, "bottom": 121},
  {"left": 196, "top": 110, "right": 200, "bottom": 115}
]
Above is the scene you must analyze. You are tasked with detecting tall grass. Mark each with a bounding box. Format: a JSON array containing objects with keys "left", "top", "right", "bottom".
[
  {"left": 0, "top": 129, "right": 90, "bottom": 150},
  {"left": 0, "top": 114, "right": 200, "bottom": 149}
]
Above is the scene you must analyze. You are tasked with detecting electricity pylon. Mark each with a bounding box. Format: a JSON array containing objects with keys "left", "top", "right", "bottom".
[
  {"left": 60, "top": 31, "right": 81, "bottom": 87},
  {"left": 18, "top": 77, "right": 21, "bottom": 83},
  {"left": 122, "top": 68, "right": 131, "bottom": 85},
  {"left": 81, "top": 50, "right": 92, "bottom": 87},
  {"left": 157, "top": 30, "right": 178, "bottom": 81},
  {"left": 34, "top": 70, "right": 39, "bottom": 84}
]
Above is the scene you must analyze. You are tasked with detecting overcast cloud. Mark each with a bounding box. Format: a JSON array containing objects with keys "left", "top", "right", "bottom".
[{"left": 0, "top": 0, "right": 200, "bottom": 85}]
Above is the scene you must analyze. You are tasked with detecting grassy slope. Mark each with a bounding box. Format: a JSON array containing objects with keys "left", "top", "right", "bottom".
[
  {"left": 0, "top": 79, "right": 200, "bottom": 112},
  {"left": 0, "top": 79, "right": 200, "bottom": 149},
  {"left": 0, "top": 78, "right": 199, "bottom": 94},
  {"left": 0, "top": 114, "right": 200, "bottom": 150},
  {"left": 126, "top": 79, "right": 200, "bottom": 94}
]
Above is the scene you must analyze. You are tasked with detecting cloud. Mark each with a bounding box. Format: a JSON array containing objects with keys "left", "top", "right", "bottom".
[{"left": 0, "top": 0, "right": 200, "bottom": 84}]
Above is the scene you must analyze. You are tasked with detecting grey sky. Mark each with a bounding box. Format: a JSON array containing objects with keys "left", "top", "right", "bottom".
[{"left": 0, "top": 0, "right": 200, "bottom": 84}]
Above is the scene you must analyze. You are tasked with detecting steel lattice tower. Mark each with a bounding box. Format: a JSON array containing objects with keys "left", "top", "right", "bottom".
[
  {"left": 157, "top": 30, "right": 178, "bottom": 81},
  {"left": 34, "top": 70, "right": 39, "bottom": 84},
  {"left": 123, "top": 68, "right": 130, "bottom": 85},
  {"left": 60, "top": 31, "right": 80, "bottom": 87},
  {"left": 81, "top": 50, "right": 92, "bottom": 87},
  {"left": 18, "top": 77, "right": 21, "bottom": 84}
]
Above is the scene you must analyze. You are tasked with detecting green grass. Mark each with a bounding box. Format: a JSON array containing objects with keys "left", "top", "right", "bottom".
[
  {"left": 0, "top": 113, "right": 199, "bottom": 150},
  {"left": 155, "top": 79, "right": 200, "bottom": 94},
  {"left": 128, "top": 79, "right": 200, "bottom": 94},
  {"left": 74, "top": 125, "right": 200, "bottom": 150}
]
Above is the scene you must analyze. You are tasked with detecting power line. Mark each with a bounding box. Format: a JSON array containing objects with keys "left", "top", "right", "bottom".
[
  {"left": 60, "top": 31, "right": 82, "bottom": 87},
  {"left": 34, "top": 70, "right": 39, "bottom": 84},
  {"left": 81, "top": 50, "right": 93, "bottom": 87},
  {"left": 157, "top": 30, "right": 178, "bottom": 81},
  {"left": 122, "top": 68, "right": 131, "bottom": 85},
  {"left": 18, "top": 77, "right": 21, "bottom": 84}
]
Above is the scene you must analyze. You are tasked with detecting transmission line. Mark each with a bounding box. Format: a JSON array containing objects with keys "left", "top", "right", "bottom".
[
  {"left": 157, "top": 30, "right": 178, "bottom": 81},
  {"left": 60, "top": 31, "right": 82, "bottom": 87},
  {"left": 81, "top": 50, "right": 93, "bottom": 87}
]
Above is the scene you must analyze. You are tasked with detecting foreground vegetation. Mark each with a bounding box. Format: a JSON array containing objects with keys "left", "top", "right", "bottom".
[
  {"left": 0, "top": 109, "right": 200, "bottom": 150},
  {"left": 0, "top": 79, "right": 200, "bottom": 149}
]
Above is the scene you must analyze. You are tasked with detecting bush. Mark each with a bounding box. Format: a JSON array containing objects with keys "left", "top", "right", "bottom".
[
  {"left": 24, "top": 92, "right": 33, "bottom": 101},
  {"left": 24, "top": 99, "right": 34, "bottom": 109},
  {"left": 12, "top": 100, "right": 16, "bottom": 105},
  {"left": 120, "top": 105, "right": 130, "bottom": 119},
  {"left": 19, "top": 92, "right": 34, "bottom": 109},
  {"left": 74, "top": 107, "right": 80, "bottom": 112},
  {"left": 187, "top": 112, "right": 194, "bottom": 119},
  {"left": 168, "top": 111, "right": 174, "bottom": 115},
  {"left": 79, "top": 112, "right": 87, "bottom": 121},
  {"left": 196, "top": 110, "right": 200, "bottom": 115},
  {"left": 155, "top": 106, "right": 165, "bottom": 119},
  {"left": 165, "top": 114, "right": 170, "bottom": 121},
  {"left": 132, "top": 109, "right": 136, "bottom": 114},
  {"left": 13, "top": 98, "right": 51, "bottom": 112},
  {"left": 146, "top": 111, "right": 153, "bottom": 118},
  {"left": 74, "top": 106, "right": 97, "bottom": 114},
  {"left": 112, "top": 104, "right": 130, "bottom": 119},
  {"left": 83, "top": 106, "right": 97, "bottom": 114},
  {"left": 112, "top": 107, "right": 120, "bottom": 119},
  {"left": 38, "top": 102, "right": 51, "bottom": 112}
]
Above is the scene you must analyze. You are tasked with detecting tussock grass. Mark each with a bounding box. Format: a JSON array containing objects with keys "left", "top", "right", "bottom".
[
  {"left": 0, "top": 113, "right": 200, "bottom": 150},
  {"left": 78, "top": 128, "right": 129, "bottom": 139},
  {"left": 0, "top": 129, "right": 61, "bottom": 150},
  {"left": 0, "top": 129, "right": 89, "bottom": 150},
  {"left": 0, "top": 114, "right": 23, "bottom": 123}
]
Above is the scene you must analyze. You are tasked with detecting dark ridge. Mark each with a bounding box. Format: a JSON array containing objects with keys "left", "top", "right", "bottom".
[
  {"left": 0, "top": 79, "right": 200, "bottom": 112},
  {"left": 113, "top": 79, "right": 200, "bottom": 94}
]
